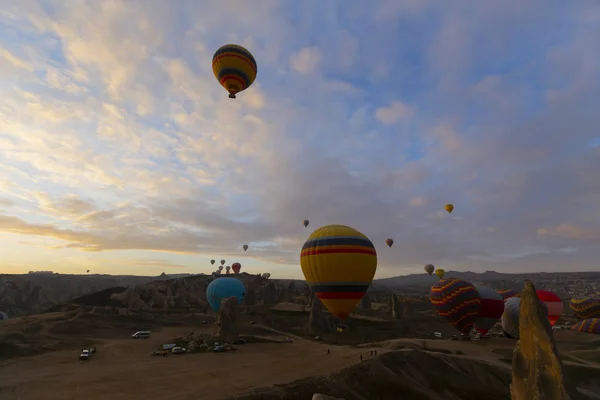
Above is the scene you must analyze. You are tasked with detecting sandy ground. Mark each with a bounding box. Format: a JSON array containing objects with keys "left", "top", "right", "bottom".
[{"left": 0, "top": 326, "right": 379, "bottom": 400}]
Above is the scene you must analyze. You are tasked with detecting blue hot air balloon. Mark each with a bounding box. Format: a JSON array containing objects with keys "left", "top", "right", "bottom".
[{"left": 206, "top": 277, "right": 246, "bottom": 313}]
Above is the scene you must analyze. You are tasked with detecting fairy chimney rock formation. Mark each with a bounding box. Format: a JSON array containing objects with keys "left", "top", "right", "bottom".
[
  {"left": 307, "top": 294, "right": 332, "bottom": 334},
  {"left": 215, "top": 296, "right": 240, "bottom": 342},
  {"left": 510, "top": 280, "right": 575, "bottom": 400}
]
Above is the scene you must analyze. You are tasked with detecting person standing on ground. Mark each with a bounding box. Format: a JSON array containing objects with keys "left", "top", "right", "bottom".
[
  {"left": 327, "top": 349, "right": 330, "bottom": 355},
  {"left": 360, "top": 355, "right": 363, "bottom": 361}
]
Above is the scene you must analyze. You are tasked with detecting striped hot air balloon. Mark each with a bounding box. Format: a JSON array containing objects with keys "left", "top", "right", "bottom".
[
  {"left": 496, "top": 289, "right": 520, "bottom": 301},
  {"left": 536, "top": 290, "right": 563, "bottom": 326},
  {"left": 212, "top": 44, "right": 257, "bottom": 99},
  {"left": 300, "top": 225, "right": 377, "bottom": 320},
  {"left": 474, "top": 286, "right": 505, "bottom": 334},
  {"left": 430, "top": 278, "right": 481, "bottom": 334},
  {"left": 571, "top": 318, "right": 600, "bottom": 334},
  {"left": 569, "top": 296, "right": 600, "bottom": 319}
]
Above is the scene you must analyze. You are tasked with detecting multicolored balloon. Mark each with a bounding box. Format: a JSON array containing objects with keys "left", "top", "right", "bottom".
[
  {"left": 385, "top": 238, "right": 394, "bottom": 248},
  {"left": 536, "top": 290, "right": 563, "bottom": 326},
  {"left": 206, "top": 277, "right": 246, "bottom": 312},
  {"left": 300, "top": 225, "right": 377, "bottom": 320},
  {"left": 424, "top": 264, "right": 435, "bottom": 275},
  {"left": 430, "top": 278, "right": 481, "bottom": 334},
  {"left": 501, "top": 297, "right": 520, "bottom": 339},
  {"left": 434, "top": 269, "right": 445, "bottom": 280},
  {"left": 243, "top": 244, "right": 248, "bottom": 251},
  {"left": 496, "top": 289, "right": 520, "bottom": 301},
  {"left": 303, "top": 219, "right": 310, "bottom": 228},
  {"left": 474, "top": 286, "right": 505, "bottom": 334},
  {"left": 571, "top": 318, "right": 600, "bottom": 334},
  {"left": 444, "top": 204, "right": 454, "bottom": 214},
  {"left": 569, "top": 296, "right": 600, "bottom": 319},
  {"left": 232, "top": 262, "right": 241, "bottom": 274},
  {"left": 212, "top": 44, "right": 257, "bottom": 99}
]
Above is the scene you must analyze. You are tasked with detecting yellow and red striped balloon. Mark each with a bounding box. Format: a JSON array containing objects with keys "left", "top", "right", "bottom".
[
  {"left": 300, "top": 225, "right": 377, "bottom": 320},
  {"left": 212, "top": 44, "right": 257, "bottom": 99},
  {"left": 569, "top": 296, "right": 600, "bottom": 319},
  {"left": 430, "top": 278, "right": 481, "bottom": 334},
  {"left": 572, "top": 318, "right": 600, "bottom": 334}
]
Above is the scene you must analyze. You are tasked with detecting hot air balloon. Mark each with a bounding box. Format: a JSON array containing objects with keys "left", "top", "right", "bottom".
[
  {"left": 211, "top": 259, "right": 216, "bottom": 265},
  {"left": 232, "top": 262, "right": 241, "bottom": 274},
  {"left": 424, "top": 264, "right": 435, "bottom": 275},
  {"left": 86, "top": 270, "right": 90, "bottom": 273},
  {"left": 0, "top": 311, "right": 8, "bottom": 321},
  {"left": 501, "top": 297, "right": 520, "bottom": 338},
  {"left": 434, "top": 269, "right": 445, "bottom": 280},
  {"left": 303, "top": 219, "right": 309, "bottom": 228},
  {"left": 430, "top": 278, "right": 480, "bottom": 334},
  {"left": 212, "top": 44, "right": 257, "bottom": 99},
  {"left": 536, "top": 290, "right": 563, "bottom": 326},
  {"left": 444, "top": 204, "right": 454, "bottom": 214},
  {"left": 205, "top": 277, "right": 246, "bottom": 313},
  {"left": 569, "top": 296, "right": 600, "bottom": 319},
  {"left": 262, "top": 272, "right": 271, "bottom": 279},
  {"left": 225, "top": 266, "right": 231, "bottom": 274},
  {"left": 243, "top": 244, "right": 248, "bottom": 251},
  {"left": 300, "top": 225, "right": 377, "bottom": 321},
  {"left": 474, "top": 286, "right": 505, "bottom": 334},
  {"left": 220, "top": 259, "right": 226, "bottom": 266},
  {"left": 385, "top": 238, "right": 394, "bottom": 248},
  {"left": 496, "top": 289, "right": 520, "bottom": 301},
  {"left": 571, "top": 318, "right": 600, "bottom": 334}
]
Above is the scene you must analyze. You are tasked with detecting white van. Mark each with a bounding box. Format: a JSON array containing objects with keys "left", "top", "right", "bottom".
[
  {"left": 131, "top": 331, "right": 151, "bottom": 339},
  {"left": 433, "top": 332, "right": 442, "bottom": 338}
]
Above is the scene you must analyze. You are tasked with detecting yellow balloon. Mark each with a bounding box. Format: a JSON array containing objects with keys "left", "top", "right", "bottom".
[
  {"left": 434, "top": 269, "right": 445, "bottom": 279},
  {"left": 212, "top": 44, "right": 257, "bottom": 99},
  {"left": 300, "top": 225, "right": 377, "bottom": 320},
  {"left": 444, "top": 204, "right": 454, "bottom": 213}
]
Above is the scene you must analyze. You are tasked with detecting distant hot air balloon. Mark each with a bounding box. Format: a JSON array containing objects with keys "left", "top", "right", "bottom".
[
  {"left": 444, "top": 204, "right": 454, "bottom": 214},
  {"left": 220, "top": 259, "right": 226, "bottom": 266},
  {"left": 496, "top": 289, "right": 520, "bottom": 301},
  {"left": 243, "top": 244, "right": 248, "bottom": 251},
  {"left": 430, "top": 278, "right": 480, "bottom": 334},
  {"left": 212, "top": 44, "right": 257, "bottom": 99},
  {"left": 501, "top": 297, "right": 521, "bottom": 338},
  {"left": 569, "top": 296, "right": 600, "bottom": 319},
  {"left": 205, "top": 277, "right": 246, "bottom": 313},
  {"left": 86, "top": 270, "right": 90, "bottom": 273},
  {"left": 434, "top": 269, "right": 445, "bottom": 280},
  {"left": 424, "top": 264, "right": 435, "bottom": 276},
  {"left": 211, "top": 259, "right": 216, "bottom": 265},
  {"left": 385, "top": 238, "right": 394, "bottom": 248},
  {"left": 571, "top": 318, "right": 600, "bottom": 334},
  {"left": 218, "top": 265, "right": 223, "bottom": 271},
  {"left": 232, "top": 262, "right": 241, "bottom": 274},
  {"left": 262, "top": 272, "right": 271, "bottom": 279},
  {"left": 0, "top": 311, "right": 8, "bottom": 321},
  {"left": 474, "top": 286, "right": 505, "bottom": 334},
  {"left": 300, "top": 225, "right": 377, "bottom": 320},
  {"left": 225, "top": 266, "right": 231, "bottom": 274},
  {"left": 536, "top": 290, "right": 563, "bottom": 326},
  {"left": 303, "top": 219, "right": 310, "bottom": 228}
]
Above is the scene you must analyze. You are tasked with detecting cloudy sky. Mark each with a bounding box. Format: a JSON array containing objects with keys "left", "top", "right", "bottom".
[{"left": 0, "top": 0, "right": 599, "bottom": 279}]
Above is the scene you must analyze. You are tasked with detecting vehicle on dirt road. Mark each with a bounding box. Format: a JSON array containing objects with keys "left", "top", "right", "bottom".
[
  {"left": 171, "top": 347, "right": 186, "bottom": 354},
  {"left": 132, "top": 331, "right": 151, "bottom": 339},
  {"left": 79, "top": 349, "right": 92, "bottom": 361},
  {"left": 151, "top": 350, "right": 169, "bottom": 356}
]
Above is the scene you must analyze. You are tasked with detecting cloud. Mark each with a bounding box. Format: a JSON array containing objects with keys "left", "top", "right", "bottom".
[
  {"left": 375, "top": 101, "right": 415, "bottom": 125},
  {"left": 290, "top": 46, "right": 321, "bottom": 74},
  {"left": 0, "top": 0, "right": 598, "bottom": 278}
]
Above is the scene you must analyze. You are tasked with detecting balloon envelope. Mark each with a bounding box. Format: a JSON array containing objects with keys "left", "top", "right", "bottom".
[
  {"left": 496, "top": 289, "right": 520, "bottom": 301},
  {"left": 300, "top": 224, "right": 377, "bottom": 320},
  {"left": 536, "top": 290, "right": 562, "bottom": 326},
  {"left": 385, "top": 238, "right": 394, "bottom": 248},
  {"left": 243, "top": 244, "right": 248, "bottom": 251},
  {"left": 220, "top": 260, "right": 226, "bottom": 266},
  {"left": 569, "top": 296, "right": 600, "bottom": 319},
  {"left": 571, "top": 318, "right": 600, "bottom": 334},
  {"left": 474, "top": 286, "right": 504, "bottom": 334},
  {"left": 303, "top": 219, "right": 309, "bottom": 227},
  {"left": 434, "top": 269, "right": 445, "bottom": 279},
  {"left": 444, "top": 204, "right": 454, "bottom": 213},
  {"left": 501, "top": 297, "right": 521, "bottom": 338},
  {"left": 211, "top": 259, "right": 216, "bottom": 265},
  {"left": 430, "top": 278, "right": 480, "bottom": 334},
  {"left": 212, "top": 44, "right": 257, "bottom": 99},
  {"left": 206, "top": 277, "right": 246, "bottom": 313},
  {"left": 232, "top": 262, "right": 241, "bottom": 274},
  {"left": 424, "top": 264, "right": 435, "bottom": 275}
]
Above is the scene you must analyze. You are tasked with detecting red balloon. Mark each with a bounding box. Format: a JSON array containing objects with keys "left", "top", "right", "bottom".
[
  {"left": 536, "top": 290, "right": 563, "bottom": 326},
  {"left": 231, "top": 262, "right": 241, "bottom": 274}
]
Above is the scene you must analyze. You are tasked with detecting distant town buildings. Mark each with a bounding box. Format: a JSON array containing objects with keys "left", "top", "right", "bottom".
[{"left": 27, "top": 271, "right": 55, "bottom": 275}]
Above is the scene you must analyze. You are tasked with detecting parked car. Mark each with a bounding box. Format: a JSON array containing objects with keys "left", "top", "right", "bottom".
[
  {"left": 132, "top": 331, "right": 151, "bottom": 339},
  {"left": 171, "top": 347, "right": 187, "bottom": 354},
  {"left": 79, "top": 349, "right": 92, "bottom": 361},
  {"left": 151, "top": 350, "right": 169, "bottom": 356}
]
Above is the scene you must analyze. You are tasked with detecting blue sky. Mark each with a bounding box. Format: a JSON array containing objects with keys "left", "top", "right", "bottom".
[{"left": 0, "top": 0, "right": 599, "bottom": 279}]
